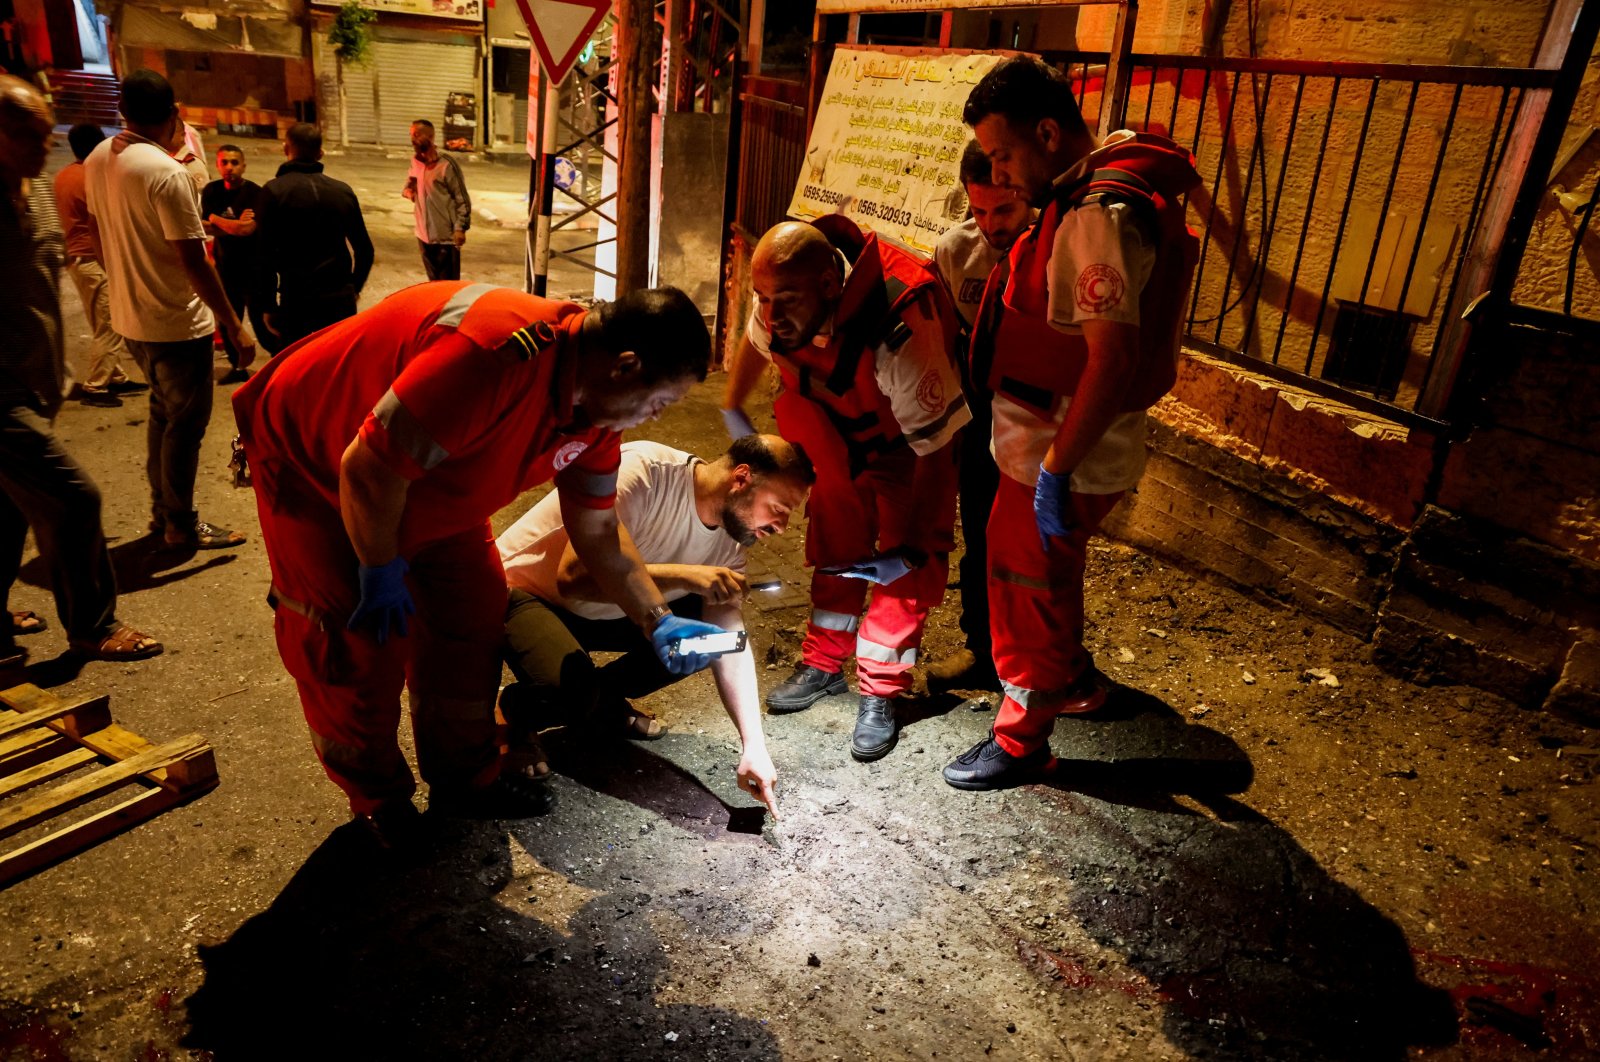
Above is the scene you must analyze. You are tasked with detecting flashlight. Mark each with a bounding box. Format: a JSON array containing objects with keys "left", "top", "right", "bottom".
[{"left": 749, "top": 578, "right": 782, "bottom": 592}]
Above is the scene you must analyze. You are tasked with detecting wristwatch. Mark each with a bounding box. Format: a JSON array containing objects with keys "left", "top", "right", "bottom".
[{"left": 643, "top": 603, "right": 672, "bottom": 633}]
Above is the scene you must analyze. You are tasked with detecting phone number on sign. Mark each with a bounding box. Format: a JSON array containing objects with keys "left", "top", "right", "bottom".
[{"left": 856, "top": 200, "right": 913, "bottom": 227}]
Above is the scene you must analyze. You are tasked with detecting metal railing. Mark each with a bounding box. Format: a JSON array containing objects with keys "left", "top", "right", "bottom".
[
  {"left": 733, "top": 78, "right": 809, "bottom": 241},
  {"left": 1051, "top": 52, "right": 1558, "bottom": 427}
]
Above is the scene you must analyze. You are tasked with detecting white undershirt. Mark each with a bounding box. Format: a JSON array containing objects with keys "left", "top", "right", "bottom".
[{"left": 497, "top": 441, "right": 747, "bottom": 621}]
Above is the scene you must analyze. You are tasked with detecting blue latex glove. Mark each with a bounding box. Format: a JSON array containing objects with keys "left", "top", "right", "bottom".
[
  {"left": 820, "top": 549, "right": 921, "bottom": 586},
  {"left": 651, "top": 613, "right": 727, "bottom": 676},
  {"left": 721, "top": 406, "right": 757, "bottom": 440},
  {"left": 347, "top": 557, "right": 415, "bottom": 645},
  {"left": 1034, "top": 465, "right": 1075, "bottom": 552}
]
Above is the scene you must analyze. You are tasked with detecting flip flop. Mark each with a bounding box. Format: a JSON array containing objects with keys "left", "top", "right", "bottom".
[
  {"left": 505, "top": 731, "right": 550, "bottom": 780},
  {"left": 9, "top": 610, "right": 47, "bottom": 636},
  {"left": 70, "top": 625, "right": 164, "bottom": 661}
]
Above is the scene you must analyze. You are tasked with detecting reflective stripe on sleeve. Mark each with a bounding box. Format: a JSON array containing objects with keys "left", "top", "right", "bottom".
[
  {"left": 373, "top": 388, "right": 448, "bottom": 471},
  {"left": 905, "top": 393, "right": 970, "bottom": 444},
  {"left": 810, "top": 608, "right": 861, "bottom": 633},
  {"left": 563, "top": 468, "right": 618, "bottom": 498},
  {"left": 435, "top": 282, "right": 497, "bottom": 327},
  {"left": 856, "top": 636, "right": 917, "bottom": 666}
]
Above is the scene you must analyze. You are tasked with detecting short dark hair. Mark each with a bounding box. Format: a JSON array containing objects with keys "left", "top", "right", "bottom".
[
  {"left": 411, "top": 119, "right": 434, "bottom": 131},
  {"left": 595, "top": 287, "right": 710, "bottom": 383},
  {"left": 216, "top": 143, "right": 243, "bottom": 157},
  {"left": 725, "top": 435, "right": 817, "bottom": 487},
  {"left": 119, "top": 69, "right": 176, "bottom": 127},
  {"left": 962, "top": 56, "right": 1089, "bottom": 143},
  {"left": 68, "top": 123, "right": 105, "bottom": 161},
  {"left": 958, "top": 139, "right": 993, "bottom": 188},
  {"left": 285, "top": 122, "right": 322, "bottom": 160}
]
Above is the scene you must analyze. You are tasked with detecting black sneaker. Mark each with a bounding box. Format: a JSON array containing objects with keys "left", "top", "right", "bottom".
[
  {"left": 80, "top": 389, "right": 122, "bottom": 407},
  {"left": 428, "top": 773, "right": 556, "bottom": 819},
  {"left": 766, "top": 664, "right": 847, "bottom": 712},
  {"left": 108, "top": 379, "right": 149, "bottom": 394},
  {"left": 942, "top": 731, "right": 1053, "bottom": 791},
  {"left": 219, "top": 367, "right": 252, "bottom": 385},
  {"left": 850, "top": 694, "right": 898, "bottom": 761}
]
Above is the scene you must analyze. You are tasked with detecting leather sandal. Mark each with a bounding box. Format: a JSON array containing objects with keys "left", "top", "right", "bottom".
[
  {"left": 166, "top": 521, "right": 247, "bottom": 550},
  {"left": 620, "top": 704, "right": 668, "bottom": 740},
  {"left": 9, "top": 610, "right": 47, "bottom": 636},
  {"left": 70, "top": 625, "right": 164, "bottom": 661}
]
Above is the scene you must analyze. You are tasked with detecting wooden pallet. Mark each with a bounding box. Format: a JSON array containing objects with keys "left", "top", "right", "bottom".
[{"left": 0, "top": 683, "right": 218, "bottom": 886}]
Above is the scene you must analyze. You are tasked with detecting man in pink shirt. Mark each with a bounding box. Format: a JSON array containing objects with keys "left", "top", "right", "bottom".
[{"left": 51, "top": 123, "right": 140, "bottom": 406}]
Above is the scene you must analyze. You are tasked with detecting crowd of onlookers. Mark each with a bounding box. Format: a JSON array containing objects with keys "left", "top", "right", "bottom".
[{"left": 0, "top": 67, "right": 472, "bottom": 669}]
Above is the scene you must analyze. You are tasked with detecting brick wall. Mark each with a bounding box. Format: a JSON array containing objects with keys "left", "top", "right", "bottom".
[{"left": 1045, "top": 0, "right": 1600, "bottom": 719}]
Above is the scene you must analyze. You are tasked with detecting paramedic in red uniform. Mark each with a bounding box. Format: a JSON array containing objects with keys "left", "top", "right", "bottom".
[
  {"left": 721, "top": 217, "right": 968, "bottom": 763},
  {"left": 943, "top": 57, "right": 1202, "bottom": 790},
  {"left": 233, "top": 280, "right": 724, "bottom": 843}
]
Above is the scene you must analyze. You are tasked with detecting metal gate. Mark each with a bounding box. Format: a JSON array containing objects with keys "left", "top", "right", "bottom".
[{"left": 374, "top": 37, "right": 479, "bottom": 148}]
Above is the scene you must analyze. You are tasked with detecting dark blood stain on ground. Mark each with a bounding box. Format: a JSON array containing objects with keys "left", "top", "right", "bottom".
[
  {"left": 0, "top": 1003, "right": 73, "bottom": 1062},
  {"left": 1413, "top": 948, "right": 1600, "bottom": 1054}
]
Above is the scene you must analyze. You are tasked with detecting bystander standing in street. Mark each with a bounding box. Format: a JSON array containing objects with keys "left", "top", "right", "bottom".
[
  {"left": 253, "top": 122, "right": 374, "bottom": 353},
  {"left": 84, "top": 68, "right": 251, "bottom": 551},
  {"left": 402, "top": 118, "right": 470, "bottom": 281},
  {"left": 52, "top": 122, "right": 142, "bottom": 407},
  {"left": 201, "top": 143, "right": 261, "bottom": 383},
  {"left": 0, "top": 75, "right": 162, "bottom": 666}
]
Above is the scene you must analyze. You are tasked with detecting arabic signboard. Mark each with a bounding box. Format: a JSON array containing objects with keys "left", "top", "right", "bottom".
[
  {"left": 786, "top": 47, "right": 1003, "bottom": 255},
  {"left": 311, "top": 0, "right": 483, "bottom": 23},
  {"left": 817, "top": 0, "right": 1060, "bottom": 10}
]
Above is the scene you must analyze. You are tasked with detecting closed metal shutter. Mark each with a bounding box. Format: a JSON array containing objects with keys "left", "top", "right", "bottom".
[
  {"left": 314, "top": 30, "right": 379, "bottom": 145},
  {"left": 374, "top": 37, "right": 479, "bottom": 149}
]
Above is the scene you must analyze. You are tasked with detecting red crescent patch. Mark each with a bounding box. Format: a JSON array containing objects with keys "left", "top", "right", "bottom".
[
  {"left": 552, "top": 441, "right": 588, "bottom": 471},
  {"left": 1075, "top": 263, "right": 1126, "bottom": 314},
  {"left": 915, "top": 369, "right": 945, "bottom": 414}
]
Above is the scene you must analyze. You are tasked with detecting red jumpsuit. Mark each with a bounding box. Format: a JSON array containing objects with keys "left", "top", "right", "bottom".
[
  {"left": 973, "top": 132, "right": 1202, "bottom": 756},
  {"left": 233, "top": 281, "right": 622, "bottom": 814},
  {"left": 748, "top": 217, "right": 967, "bottom": 698}
]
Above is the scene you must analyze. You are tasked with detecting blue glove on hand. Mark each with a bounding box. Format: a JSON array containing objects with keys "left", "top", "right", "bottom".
[
  {"left": 347, "top": 557, "right": 415, "bottom": 645},
  {"left": 721, "top": 407, "right": 757, "bottom": 440},
  {"left": 820, "top": 548, "right": 923, "bottom": 586},
  {"left": 650, "top": 614, "right": 727, "bottom": 676},
  {"left": 1034, "top": 465, "right": 1075, "bottom": 551}
]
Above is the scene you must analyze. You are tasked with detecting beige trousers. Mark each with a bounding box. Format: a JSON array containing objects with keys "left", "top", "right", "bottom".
[{"left": 64, "top": 257, "right": 131, "bottom": 391}]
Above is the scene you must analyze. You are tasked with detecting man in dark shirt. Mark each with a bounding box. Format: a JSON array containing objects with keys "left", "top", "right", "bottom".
[
  {"left": 252, "top": 123, "right": 374, "bottom": 354},
  {"left": 201, "top": 143, "right": 261, "bottom": 383}
]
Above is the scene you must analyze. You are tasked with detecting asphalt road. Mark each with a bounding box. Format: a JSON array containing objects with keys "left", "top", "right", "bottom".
[{"left": 0, "top": 137, "right": 1594, "bottom": 1061}]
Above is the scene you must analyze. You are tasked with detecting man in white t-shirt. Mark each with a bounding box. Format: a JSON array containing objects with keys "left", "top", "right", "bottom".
[
  {"left": 84, "top": 69, "right": 253, "bottom": 551},
  {"left": 497, "top": 435, "right": 815, "bottom": 816},
  {"left": 925, "top": 139, "right": 1034, "bottom": 693}
]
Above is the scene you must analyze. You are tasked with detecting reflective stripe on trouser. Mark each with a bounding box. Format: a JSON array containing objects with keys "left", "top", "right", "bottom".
[
  {"left": 252, "top": 458, "right": 506, "bottom": 815},
  {"left": 777, "top": 392, "right": 957, "bottom": 698},
  {"left": 987, "top": 473, "right": 1123, "bottom": 757}
]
